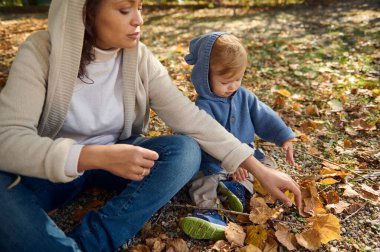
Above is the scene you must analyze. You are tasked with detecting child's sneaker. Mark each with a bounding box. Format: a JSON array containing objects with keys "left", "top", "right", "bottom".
[
  {"left": 179, "top": 210, "right": 226, "bottom": 240},
  {"left": 217, "top": 181, "right": 246, "bottom": 212}
]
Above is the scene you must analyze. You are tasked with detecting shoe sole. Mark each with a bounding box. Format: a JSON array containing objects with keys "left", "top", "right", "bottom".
[
  {"left": 218, "top": 182, "right": 244, "bottom": 212},
  {"left": 179, "top": 217, "right": 226, "bottom": 240}
]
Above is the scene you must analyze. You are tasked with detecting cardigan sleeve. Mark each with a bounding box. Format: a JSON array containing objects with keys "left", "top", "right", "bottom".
[
  {"left": 138, "top": 45, "right": 253, "bottom": 173},
  {"left": 0, "top": 31, "right": 77, "bottom": 183}
]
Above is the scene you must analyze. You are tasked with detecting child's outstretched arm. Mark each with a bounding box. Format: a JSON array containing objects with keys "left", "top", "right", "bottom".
[
  {"left": 282, "top": 139, "right": 295, "bottom": 166},
  {"left": 241, "top": 155, "right": 302, "bottom": 209}
]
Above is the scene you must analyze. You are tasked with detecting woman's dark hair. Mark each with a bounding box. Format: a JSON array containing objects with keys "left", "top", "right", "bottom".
[{"left": 78, "top": 0, "right": 102, "bottom": 82}]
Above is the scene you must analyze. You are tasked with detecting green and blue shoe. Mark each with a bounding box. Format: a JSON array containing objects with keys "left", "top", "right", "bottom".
[
  {"left": 217, "top": 181, "right": 246, "bottom": 212},
  {"left": 179, "top": 210, "right": 226, "bottom": 240}
]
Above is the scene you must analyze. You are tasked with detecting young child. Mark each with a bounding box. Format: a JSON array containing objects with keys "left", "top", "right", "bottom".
[{"left": 180, "top": 32, "right": 296, "bottom": 240}]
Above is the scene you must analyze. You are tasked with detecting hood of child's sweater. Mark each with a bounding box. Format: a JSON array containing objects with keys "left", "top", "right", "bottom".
[{"left": 185, "top": 32, "right": 229, "bottom": 102}]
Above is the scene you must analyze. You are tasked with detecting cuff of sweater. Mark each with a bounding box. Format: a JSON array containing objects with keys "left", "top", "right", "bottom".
[
  {"left": 274, "top": 127, "right": 296, "bottom": 146},
  {"left": 64, "top": 144, "right": 85, "bottom": 177},
  {"left": 221, "top": 143, "right": 254, "bottom": 173}
]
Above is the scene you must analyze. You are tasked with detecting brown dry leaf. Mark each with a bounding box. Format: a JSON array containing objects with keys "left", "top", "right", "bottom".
[
  {"left": 262, "top": 236, "right": 278, "bottom": 252},
  {"left": 299, "top": 120, "right": 324, "bottom": 134},
  {"left": 308, "top": 147, "right": 321, "bottom": 155},
  {"left": 326, "top": 201, "right": 350, "bottom": 214},
  {"left": 245, "top": 225, "right": 268, "bottom": 248},
  {"left": 263, "top": 194, "right": 276, "bottom": 204},
  {"left": 319, "top": 178, "right": 340, "bottom": 185},
  {"left": 321, "top": 161, "right": 341, "bottom": 170},
  {"left": 249, "top": 198, "right": 272, "bottom": 224},
  {"left": 274, "top": 224, "right": 298, "bottom": 251},
  {"left": 360, "top": 184, "right": 379, "bottom": 201},
  {"left": 145, "top": 237, "right": 166, "bottom": 252},
  {"left": 236, "top": 244, "right": 262, "bottom": 252},
  {"left": 345, "top": 127, "right": 359, "bottom": 136},
  {"left": 352, "top": 119, "right": 376, "bottom": 131},
  {"left": 129, "top": 244, "right": 150, "bottom": 252},
  {"left": 345, "top": 203, "right": 362, "bottom": 214},
  {"left": 320, "top": 167, "right": 350, "bottom": 179},
  {"left": 291, "top": 93, "right": 306, "bottom": 101},
  {"left": 273, "top": 95, "right": 285, "bottom": 109},
  {"left": 225, "top": 222, "right": 246, "bottom": 246},
  {"left": 305, "top": 105, "right": 320, "bottom": 116},
  {"left": 327, "top": 99, "right": 344, "bottom": 112},
  {"left": 295, "top": 229, "right": 321, "bottom": 251},
  {"left": 311, "top": 214, "right": 341, "bottom": 244},
  {"left": 166, "top": 238, "right": 189, "bottom": 252},
  {"left": 211, "top": 240, "right": 234, "bottom": 252},
  {"left": 299, "top": 180, "right": 326, "bottom": 217},
  {"left": 321, "top": 190, "right": 340, "bottom": 204},
  {"left": 253, "top": 180, "right": 267, "bottom": 196},
  {"left": 340, "top": 184, "right": 359, "bottom": 197},
  {"left": 72, "top": 199, "right": 104, "bottom": 222}
]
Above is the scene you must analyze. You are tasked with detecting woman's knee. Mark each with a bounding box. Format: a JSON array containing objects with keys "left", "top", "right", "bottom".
[{"left": 171, "top": 135, "right": 201, "bottom": 165}]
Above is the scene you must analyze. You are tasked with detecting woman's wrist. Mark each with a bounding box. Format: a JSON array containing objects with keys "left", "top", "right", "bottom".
[
  {"left": 78, "top": 145, "right": 107, "bottom": 173},
  {"left": 240, "top": 155, "right": 267, "bottom": 179}
]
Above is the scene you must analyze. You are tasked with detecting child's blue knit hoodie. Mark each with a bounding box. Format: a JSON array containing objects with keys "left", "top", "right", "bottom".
[{"left": 185, "top": 32, "right": 296, "bottom": 175}]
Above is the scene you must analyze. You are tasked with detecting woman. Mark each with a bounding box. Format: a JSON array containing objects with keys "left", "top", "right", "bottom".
[{"left": 0, "top": 0, "right": 301, "bottom": 251}]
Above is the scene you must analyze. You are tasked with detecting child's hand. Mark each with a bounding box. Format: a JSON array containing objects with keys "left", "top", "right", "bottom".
[
  {"left": 232, "top": 167, "right": 248, "bottom": 181},
  {"left": 282, "top": 140, "right": 295, "bottom": 166}
]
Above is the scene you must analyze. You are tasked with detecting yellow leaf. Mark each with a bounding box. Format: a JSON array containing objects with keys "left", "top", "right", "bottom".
[
  {"left": 245, "top": 225, "right": 268, "bottom": 247},
  {"left": 146, "top": 131, "right": 162, "bottom": 137},
  {"left": 284, "top": 190, "right": 295, "bottom": 205},
  {"left": 311, "top": 214, "right": 341, "bottom": 244},
  {"left": 295, "top": 229, "right": 321, "bottom": 251},
  {"left": 253, "top": 180, "right": 267, "bottom": 196},
  {"left": 276, "top": 89, "right": 291, "bottom": 97},
  {"left": 319, "top": 178, "right": 339, "bottom": 185}
]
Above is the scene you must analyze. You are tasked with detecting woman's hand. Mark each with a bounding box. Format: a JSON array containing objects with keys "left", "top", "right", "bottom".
[
  {"left": 231, "top": 167, "right": 248, "bottom": 181},
  {"left": 282, "top": 139, "right": 295, "bottom": 166},
  {"left": 241, "top": 156, "right": 302, "bottom": 209},
  {"left": 78, "top": 144, "right": 159, "bottom": 181}
]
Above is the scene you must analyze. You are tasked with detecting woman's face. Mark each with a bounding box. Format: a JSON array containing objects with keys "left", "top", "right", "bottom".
[{"left": 94, "top": 0, "right": 143, "bottom": 50}]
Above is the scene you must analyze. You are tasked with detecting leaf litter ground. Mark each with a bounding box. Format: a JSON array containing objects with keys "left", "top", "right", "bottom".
[{"left": 0, "top": 0, "right": 379, "bottom": 251}]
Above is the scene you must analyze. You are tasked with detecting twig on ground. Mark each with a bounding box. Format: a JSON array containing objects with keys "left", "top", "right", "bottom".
[
  {"left": 305, "top": 153, "right": 376, "bottom": 185},
  {"left": 342, "top": 201, "right": 368, "bottom": 222},
  {"left": 170, "top": 204, "right": 250, "bottom": 216}
]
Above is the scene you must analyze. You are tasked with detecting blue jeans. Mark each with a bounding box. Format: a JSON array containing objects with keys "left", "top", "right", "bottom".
[{"left": 0, "top": 135, "right": 201, "bottom": 252}]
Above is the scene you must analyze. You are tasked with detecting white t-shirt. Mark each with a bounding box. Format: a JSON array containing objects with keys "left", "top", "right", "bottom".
[{"left": 56, "top": 47, "right": 124, "bottom": 176}]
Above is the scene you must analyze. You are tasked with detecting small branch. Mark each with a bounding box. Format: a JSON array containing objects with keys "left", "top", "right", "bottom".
[
  {"left": 170, "top": 203, "right": 250, "bottom": 216},
  {"left": 342, "top": 201, "right": 367, "bottom": 222},
  {"left": 305, "top": 153, "right": 376, "bottom": 185}
]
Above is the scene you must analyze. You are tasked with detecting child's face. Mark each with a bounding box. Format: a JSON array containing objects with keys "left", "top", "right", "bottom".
[{"left": 209, "top": 67, "right": 245, "bottom": 98}]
